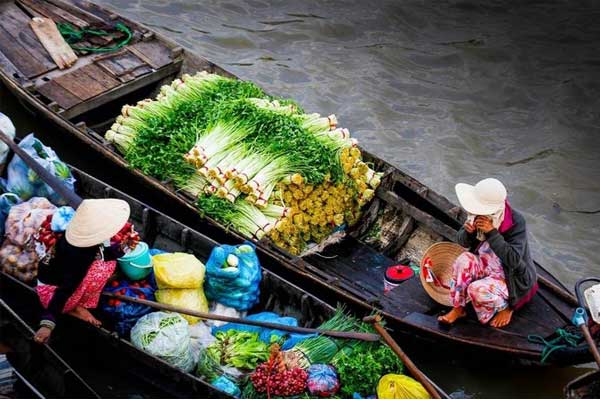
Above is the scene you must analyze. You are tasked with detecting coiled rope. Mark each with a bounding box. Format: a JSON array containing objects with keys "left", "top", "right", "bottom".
[
  {"left": 57, "top": 22, "right": 132, "bottom": 53},
  {"left": 528, "top": 328, "right": 583, "bottom": 364}
]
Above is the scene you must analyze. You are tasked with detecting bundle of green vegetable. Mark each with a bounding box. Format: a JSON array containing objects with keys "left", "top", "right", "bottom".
[
  {"left": 106, "top": 71, "right": 383, "bottom": 254},
  {"left": 106, "top": 72, "right": 266, "bottom": 181},
  {"left": 206, "top": 330, "right": 270, "bottom": 370},
  {"left": 282, "top": 309, "right": 361, "bottom": 369},
  {"left": 332, "top": 341, "right": 404, "bottom": 398}
]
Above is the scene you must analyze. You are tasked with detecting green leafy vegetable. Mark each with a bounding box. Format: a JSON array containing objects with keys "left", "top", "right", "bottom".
[
  {"left": 333, "top": 344, "right": 404, "bottom": 398},
  {"left": 206, "top": 330, "right": 270, "bottom": 370}
]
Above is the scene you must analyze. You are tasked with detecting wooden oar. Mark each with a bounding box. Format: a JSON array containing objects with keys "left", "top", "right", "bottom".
[
  {"left": 103, "top": 291, "right": 381, "bottom": 342},
  {"left": 0, "top": 129, "right": 82, "bottom": 208},
  {"left": 363, "top": 314, "right": 442, "bottom": 399},
  {"left": 538, "top": 274, "right": 578, "bottom": 306}
]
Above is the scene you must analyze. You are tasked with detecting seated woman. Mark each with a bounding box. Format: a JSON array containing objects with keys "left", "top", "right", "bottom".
[
  {"left": 438, "top": 178, "right": 538, "bottom": 328},
  {"left": 34, "top": 198, "right": 134, "bottom": 344}
]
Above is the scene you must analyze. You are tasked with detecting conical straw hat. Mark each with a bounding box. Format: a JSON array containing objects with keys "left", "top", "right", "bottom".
[
  {"left": 66, "top": 199, "right": 130, "bottom": 248},
  {"left": 419, "top": 242, "right": 465, "bottom": 306}
]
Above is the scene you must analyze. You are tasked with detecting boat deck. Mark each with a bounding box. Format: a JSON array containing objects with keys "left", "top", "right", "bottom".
[{"left": 0, "top": 0, "right": 182, "bottom": 119}]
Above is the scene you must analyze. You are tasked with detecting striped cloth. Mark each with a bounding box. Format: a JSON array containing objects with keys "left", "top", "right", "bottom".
[{"left": 0, "top": 354, "right": 16, "bottom": 396}]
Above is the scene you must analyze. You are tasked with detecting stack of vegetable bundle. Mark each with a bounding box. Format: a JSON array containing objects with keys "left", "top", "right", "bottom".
[{"left": 106, "top": 72, "right": 383, "bottom": 254}]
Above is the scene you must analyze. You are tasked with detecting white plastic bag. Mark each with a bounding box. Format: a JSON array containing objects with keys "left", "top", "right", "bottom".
[
  {"left": 0, "top": 112, "right": 15, "bottom": 168},
  {"left": 130, "top": 312, "right": 195, "bottom": 372}
]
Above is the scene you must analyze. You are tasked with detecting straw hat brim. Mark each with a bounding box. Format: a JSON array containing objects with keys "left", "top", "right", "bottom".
[
  {"left": 455, "top": 183, "right": 504, "bottom": 216},
  {"left": 66, "top": 198, "right": 130, "bottom": 248},
  {"left": 420, "top": 242, "right": 466, "bottom": 306}
]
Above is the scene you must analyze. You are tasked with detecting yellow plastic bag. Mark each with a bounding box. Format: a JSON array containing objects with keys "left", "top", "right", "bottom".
[
  {"left": 377, "top": 374, "right": 429, "bottom": 399},
  {"left": 153, "top": 252, "right": 205, "bottom": 289},
  {"left": 155, "top": 288, "right": 209, "bottom": 325}
]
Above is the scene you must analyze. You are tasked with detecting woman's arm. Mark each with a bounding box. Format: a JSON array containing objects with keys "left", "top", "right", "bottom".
[
  {"left": 485, "top": 225, "right": 528, "bottom": 276},
  {"left": 457, "top": 223, "right": 478, "bottom": 248}
]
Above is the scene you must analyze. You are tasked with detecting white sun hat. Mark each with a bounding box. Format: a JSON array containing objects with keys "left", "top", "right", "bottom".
[
  {"left": 455, "top": 178, "right": 507, "bottom": 215},
  {"left": 66, "top": 198, "right": 130, "bottom": 248}
]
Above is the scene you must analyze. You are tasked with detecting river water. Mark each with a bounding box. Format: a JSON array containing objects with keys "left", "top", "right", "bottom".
[{"left": 2, "top": 0, "right": 599, "bottom": 397}]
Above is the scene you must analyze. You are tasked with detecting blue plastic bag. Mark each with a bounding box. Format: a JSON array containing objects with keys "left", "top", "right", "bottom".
[
  {"left": 2, "top": 134, "right": 75, "bottom": 205},
  {"left": 204, "top": 242, "right": 261, "bottom": 311},
  {"left": 212, "top": 312, "right": 315, "bottom": 350},
  {"left": 0, "top": 193, "right": 21, "bottom": 237},
  {"left": 50, "top": 206, "right": 75, "bottom": 232},
  {"left": 211, "top": 376, "right": 240, "bottom": 398},
  {"left": 101, "top": 275, "right": 157, "bottom": 337}
]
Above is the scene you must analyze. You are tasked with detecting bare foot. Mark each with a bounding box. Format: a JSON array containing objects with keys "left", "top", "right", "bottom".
[
  {"left": 490, "top": 308, "right": 513, "bottom": 328},
  {"left": 438, "top": 307, "right": 467, "bottom": 324},
  {"left": 68, "top": 306, "right": 102, "bottom": 327}
]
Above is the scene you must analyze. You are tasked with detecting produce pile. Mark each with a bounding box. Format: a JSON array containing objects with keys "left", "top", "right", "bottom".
[
  {"left": 105, "top": 72, "right": 383, "bottom": 254},
  {"left": 192, "top": 308, "right": 426, "bottom": 399}
]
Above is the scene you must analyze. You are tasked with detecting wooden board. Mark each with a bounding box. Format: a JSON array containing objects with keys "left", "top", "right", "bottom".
[
  {"left": 30, "top": 17, "right": 77, "bottom": 69},
  {"left": 0, "top": 26, "right": 48, "bottom": 78},
  {"left": 19, "top": 0, "right": 89, "bottom": 29},
  {"left": 129, "top": 40, "right": 173, "bottom": 69},
  {"left": 95, "top": 50, "right": 148, "bottom": 77},
  {"left": 79, "top": 63, "right": 119, "bottom": 90},
  {"left": 52, "top": 63, "right": 118, "bottom": 101},
  {"left": 0, "top": 2, "right": 56, "bottom": 71},
  {"left": 36, "top": 79, "right": 81, "bottom": 109},
  {"left": 45, "top": 0, "right": 108, "bottom": 25}
]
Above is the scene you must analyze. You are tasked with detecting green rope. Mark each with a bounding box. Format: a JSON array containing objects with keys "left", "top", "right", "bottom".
[
  {"left": 528, "top": 328, "right": 583, "bottom": 364},
  {"left": 56, "top": 22, "right": 132, "bottom": 53}
]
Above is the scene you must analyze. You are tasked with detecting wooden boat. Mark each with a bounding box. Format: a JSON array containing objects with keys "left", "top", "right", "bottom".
[
  {"left": 0, "top": 299, "right": 99, "bottom": 398},
  {"left": 0, "top": 0, "right": 593, "bottom": 366},
  {"left": 0, "top": 165, "right": 446, "bottom": 399},
  {"left": 565, "top": 370, "right": 600, "bottom": 399}
]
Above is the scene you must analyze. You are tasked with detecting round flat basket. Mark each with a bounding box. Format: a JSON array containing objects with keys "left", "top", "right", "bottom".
[{"left": 420, "top": 242, "right": 465, "bottom": 306}]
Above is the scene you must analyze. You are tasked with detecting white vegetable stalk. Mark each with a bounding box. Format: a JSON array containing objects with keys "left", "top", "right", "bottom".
[
  {"left": 298, "top": 113, "right": 337, "bottom": 134},
  {"left": 185, "top": 122, "right": 249, "bottom": 168},
  {"left": 181, "top": 174, "right": 210, "bottom": 197},
  {"left": 248, "top": 98, "right": 297, "bottom": 115}
]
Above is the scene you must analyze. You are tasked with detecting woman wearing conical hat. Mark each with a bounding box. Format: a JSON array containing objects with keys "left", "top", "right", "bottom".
[
  {"left": 34, "top": 198, "right": 137, "bottom": 344},
  {"left": 438, "top": 178, "right": 538, "bottom": 327}
]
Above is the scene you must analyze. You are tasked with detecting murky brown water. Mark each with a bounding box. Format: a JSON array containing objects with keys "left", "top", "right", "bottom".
[{"left": 2, "top": 0, "right": 600, "bottom": 397}]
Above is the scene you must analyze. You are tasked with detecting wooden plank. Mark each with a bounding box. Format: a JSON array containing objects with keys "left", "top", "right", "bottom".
[
  {"left": 52, "top": 66, "right": 106, "bottom": 100},
  {"left": 30, "top": 17, "right": 77, "bottom": 69},
  {"left": 129, "top": 40, "right": 173, "bottom": 69},
  {"left": 117, "top": 65, "right": 152, "bottom": 82},
  {"left": 0, "top": 2, "right": 56, "bottom": 71},
  {"left": 45, "top": 0, "right": 108, "bottom": 25},
  {"left": 36, "top": 79, "right": 81, "bottom": 109},
  {"left": 77, "top": 63, "right": 119, "bottom": 90},
  {"left": 61, "top": 58, "right": 181, "bottom": 118},
  {"left": 96, "top": 51, "right": 147, "bottom": 76},
  {"left": 0, "top": 48, "right": 29, "bottom": 84},
  {"left": 19, "top": 0, "right": 89, "bottom": 28},
  {"left": 59, "top": 0, "right": 113, "bottom": 24},
  {"left": 0, "top": 26, "right": 47, "bottom": 78},
  {"left": 377, "top": 187, "right": 457, "bottom": 240}
]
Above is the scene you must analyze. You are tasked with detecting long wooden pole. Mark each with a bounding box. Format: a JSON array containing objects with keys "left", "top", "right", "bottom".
[
  {"left": 537, "top": 274, "right": 578, "bottom": 306},
  {"left": 580, "top": 323, "right": 600, "bottom": 368},
  {"left": 103, "top": 291, "right": 381, "bottom": 342},
  {"left": 363, "top": 314, "right": 441, "bottom": 399}
]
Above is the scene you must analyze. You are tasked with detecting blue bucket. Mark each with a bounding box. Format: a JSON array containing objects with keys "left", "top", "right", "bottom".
[{"left": 118, "top": 242, "right": 152, "bottom": 281}]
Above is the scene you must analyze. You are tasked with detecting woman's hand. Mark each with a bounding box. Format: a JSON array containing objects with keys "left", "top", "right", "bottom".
[
  {"left": 464, "top": 222, "right": 476, "bottom": 234},
  {"left": 474, "top": 216, "right": 494, "bottom": 233},
  {"left": 34, "top": 326, "right": 52, "bottom": 344}
]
